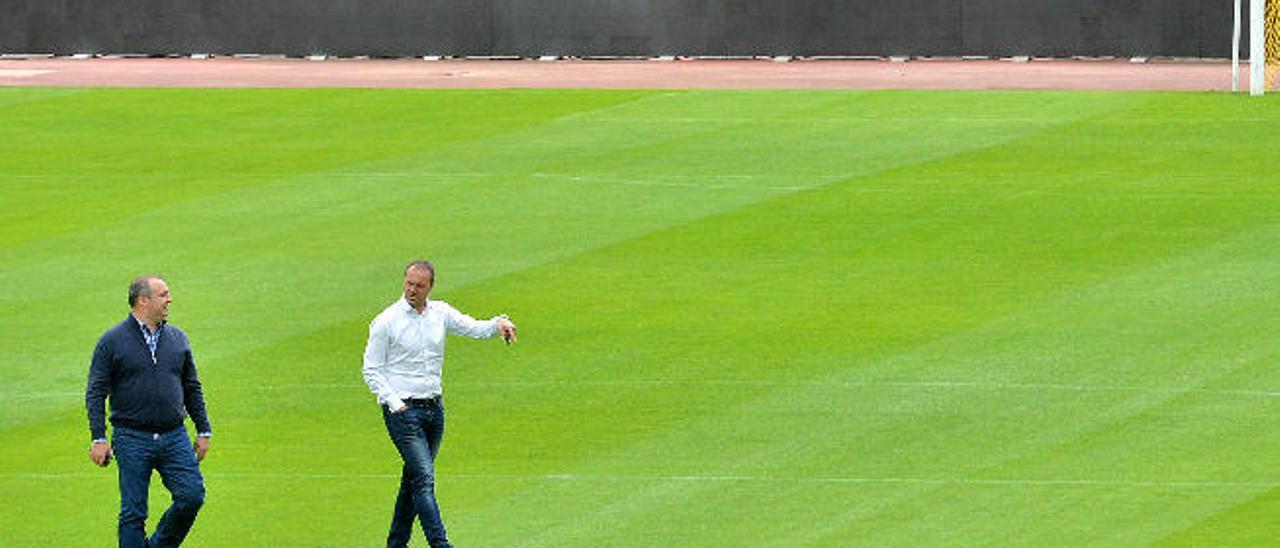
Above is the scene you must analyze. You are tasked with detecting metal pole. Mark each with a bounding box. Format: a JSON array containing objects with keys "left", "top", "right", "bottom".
[
  {"left": 1252, "top": 0, "right": 1265, "bottom": 95},
  {"left": 1234, "top": 0, "right": 1242, "bottom": 91}
]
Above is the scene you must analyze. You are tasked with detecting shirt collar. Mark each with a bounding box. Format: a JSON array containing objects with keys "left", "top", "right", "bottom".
[
  {"left": 131, "top": 313, "right": 164, "bottom": 336},
  {"left": 399, "top": 297, "right": 430, "bottom": 315}
]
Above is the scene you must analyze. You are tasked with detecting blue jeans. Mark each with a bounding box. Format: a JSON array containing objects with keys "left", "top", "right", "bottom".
[
  {"left": 382, "top": 400, "right": 452, "bottom": 548},
  {"left": 111, "top": 426, "right": 206, "bottom": 548}
]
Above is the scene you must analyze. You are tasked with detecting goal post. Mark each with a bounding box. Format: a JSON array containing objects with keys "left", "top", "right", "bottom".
[{"left": 1244, "top": 0, "right": 1280, "bottom": 94}]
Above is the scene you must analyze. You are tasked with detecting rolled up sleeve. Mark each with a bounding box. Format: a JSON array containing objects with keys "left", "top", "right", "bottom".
[{"left": 442, "top": 304, "right": 499, "bottom": 339}]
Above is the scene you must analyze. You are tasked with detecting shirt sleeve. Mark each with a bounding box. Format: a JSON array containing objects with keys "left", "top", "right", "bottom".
[
  {"left": 442, "top": 303, "right": 500, "bottom": 339},
  {"left": 362, "top": 316, "right": 402, "bottom": 410},
  {"left": 179, "top": 333, "right": 212, "bottom": 435},
  {"left": 85, "top": 337, "right": 113, "bottom": 441}
]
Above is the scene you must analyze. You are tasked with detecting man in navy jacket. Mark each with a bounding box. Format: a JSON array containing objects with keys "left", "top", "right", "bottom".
[{"left": 86, "top": 275, "right": 212, "bottom": 548}]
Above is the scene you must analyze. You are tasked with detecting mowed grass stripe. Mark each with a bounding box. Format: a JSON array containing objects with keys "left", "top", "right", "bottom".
[
  {"left": 3, "top": 88, "right": 1118, "bottom": 492},
  {"left": 0, "top": 89, "right": 661, "bottom": 398},
  {"left": 0, "top": 89, "right": 1101, "bottom": 423},
  {"left": 0, "top": 90, "right": 663, "bottom": 439},
  {"left": 434, "top": 94, "right": 1277, "bottom": 546},
  {"left": 0, "top": 88, "right": 659, "bottom": 248},
  {"left": 1, "top": 89, "right": 1277, "bottom": 546}
]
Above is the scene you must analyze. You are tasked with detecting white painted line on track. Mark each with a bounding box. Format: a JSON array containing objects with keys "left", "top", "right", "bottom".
[{"left": 0, "top": 69, "right": 54, "bottom": 78}]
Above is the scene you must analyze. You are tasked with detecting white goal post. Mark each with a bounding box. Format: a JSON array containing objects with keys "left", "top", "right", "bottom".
[
  {"left": 1252, "top": 0, "right": 1264, "bottom": 95},
  {"left": 1238, "top": 0, "right": 1276, "bottom": 95}
]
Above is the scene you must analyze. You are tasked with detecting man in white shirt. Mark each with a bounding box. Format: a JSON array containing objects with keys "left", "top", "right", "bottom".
[{"left": 363, "top": 260, "right": 517, "bottom": 548}]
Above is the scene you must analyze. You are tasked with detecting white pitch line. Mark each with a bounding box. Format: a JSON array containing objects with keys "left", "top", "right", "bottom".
[
  {"left": 530, "top": 172, "right": 761, "bottom": 181},
  {"left": 2, "top": 471, "right": 1273, "bottom": 489},
  {"left": 321, "top": 172, "right": 498, "bottom": 179},
  {"left": 836, "top": 380, "right": 1280, "bottom": 399},
  {"left": 5, "top": 380, "right": 1277, "bottom": 402},
  {"left": 527, "top": 171, "right": 824, "bottom": 192},
  {"left": 0, "top": 171, "right": 828, "bottom": 193},
  {"left": 492, "top": 474, "right": 1279, "bottom": 490},
  {"left": 573, "top": 117, "right": 1058, "bottom": 125},
  {"left": 0, "top": 391, "right": 84, "bottom": 400},
  {"left": 458, "top": 379, "right": 1280, "bottom": 399},
  {"left": 3, "top": 171, "right": 796, "bottom": 181},
  {"left": 9, "top": 172, "right": 1263, "bottom": 200},
  {"left": 547, "top": 176, "right": 814, "bottom": 192},
  {"left": 168, "top": 380, "right": 1280, "bottom": 399}
]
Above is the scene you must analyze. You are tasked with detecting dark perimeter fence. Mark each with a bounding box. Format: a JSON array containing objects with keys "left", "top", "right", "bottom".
[{"left": 0, "top": 0, "right": 1254, "bottom": 58}]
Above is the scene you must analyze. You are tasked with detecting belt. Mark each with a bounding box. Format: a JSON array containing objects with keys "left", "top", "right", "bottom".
[
  {"left": 114, "top": 421, "right": 183, "bottom": 435},
  {"left": 115, "top": 424, "right": 182, "bottom": 440},
  {"left": 403, "top": 395, "right": 441, "bottom": 407}
]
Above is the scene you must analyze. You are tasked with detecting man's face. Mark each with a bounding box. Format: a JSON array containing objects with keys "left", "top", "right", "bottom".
[
  {"left": 403, "top": 267, "right": 433, "bottom": 310},
  {"left": 139, "top": 278, "right": 172, "bottom": 324}
]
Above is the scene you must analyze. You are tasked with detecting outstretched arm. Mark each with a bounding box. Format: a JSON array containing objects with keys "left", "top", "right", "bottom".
[{"left": 443, "top": 303, "right": 516, "bottom": 343}]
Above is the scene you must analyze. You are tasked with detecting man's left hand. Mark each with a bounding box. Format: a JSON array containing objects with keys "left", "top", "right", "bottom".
[{"left": 194, "top": 436, "right": 211, "bottom": 462}]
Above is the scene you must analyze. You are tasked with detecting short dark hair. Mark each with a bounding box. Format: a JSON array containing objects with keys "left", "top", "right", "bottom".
[
  {"left": 128, "top": 275, "right": 161, "bottom": 307},
  {"left": 404, "top": 260, "right": 435, "bottom": 283}
]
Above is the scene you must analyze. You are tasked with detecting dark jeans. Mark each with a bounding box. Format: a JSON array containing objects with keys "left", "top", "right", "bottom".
[
  {"left": 112, "top": 426, "right": 206, "bottom": 548},
  {"left": 382, "top": 400, "right": 452, "bottom": 548}
]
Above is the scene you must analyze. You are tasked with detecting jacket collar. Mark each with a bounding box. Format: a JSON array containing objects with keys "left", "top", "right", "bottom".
[{"left": 124, "top": 313, "right": 165, "bottom": 340}]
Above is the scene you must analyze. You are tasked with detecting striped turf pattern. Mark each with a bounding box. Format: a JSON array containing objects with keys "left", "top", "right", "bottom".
[{"left": 1, "top": 88, "right": 1277, "bottom": 546}]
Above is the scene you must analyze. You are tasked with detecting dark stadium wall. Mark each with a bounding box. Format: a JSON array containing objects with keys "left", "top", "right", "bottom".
[{"left": 0, "top": 0, "right": 1255, "bottom": 58}]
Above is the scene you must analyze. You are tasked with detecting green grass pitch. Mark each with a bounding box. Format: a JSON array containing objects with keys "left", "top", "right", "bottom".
[{"left": 1, "top": 87, "right": 1277, "bottom": 546}]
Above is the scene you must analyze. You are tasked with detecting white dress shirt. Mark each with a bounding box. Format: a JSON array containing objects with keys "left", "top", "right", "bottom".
[{"left": 363, "top": 297, "right": 500, "bottom": 411}]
